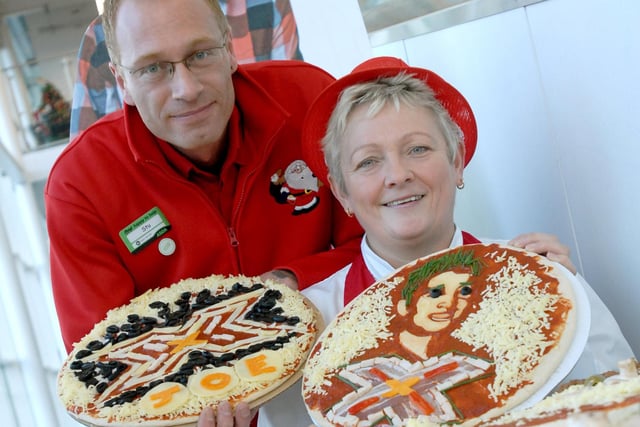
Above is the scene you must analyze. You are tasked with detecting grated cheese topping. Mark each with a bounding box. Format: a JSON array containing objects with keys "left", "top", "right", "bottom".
[
  {"left": 303, "top": 278, "right": 400, "bottom": 394},
  {"left": 451, "top": 254, "right": 562, "bottom": 401}
]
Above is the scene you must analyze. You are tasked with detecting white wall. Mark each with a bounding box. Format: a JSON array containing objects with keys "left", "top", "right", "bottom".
[
  {"left": 292, "top": 0, "right": 640, "bottom": 356},
  {"left": 525, "top": 0, "right": 640, "bottom": 355},
  {"left": 290, "top": 0, "right": 371, "bottom": 78}
]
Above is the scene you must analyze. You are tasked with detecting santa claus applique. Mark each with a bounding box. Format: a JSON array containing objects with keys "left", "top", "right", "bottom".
[{"left": 270, "top": 160, "right": 322, "bottom": 215}]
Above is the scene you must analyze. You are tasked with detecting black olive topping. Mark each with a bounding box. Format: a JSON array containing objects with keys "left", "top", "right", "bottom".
[
  {"left": 74, "top": 281, "right": 308, "bottom": 408},
  {"left": 96, "top": 382, "right": 108, "bottom": 393},
  {"left": 75, "top": 349, "right": 92, "bottom": 359},
  {"left": 106, "top": 325, "right": 120, "bottom": 333}
]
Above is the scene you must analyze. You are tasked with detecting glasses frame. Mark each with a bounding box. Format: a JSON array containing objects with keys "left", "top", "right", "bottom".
[{"left": 117, "top": 43, "right": 228, "bottom": 83}]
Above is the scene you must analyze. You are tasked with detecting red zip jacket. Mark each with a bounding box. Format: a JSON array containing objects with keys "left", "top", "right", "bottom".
[{"left": 45, "top": 61, "right": 363, "bottom": 351}]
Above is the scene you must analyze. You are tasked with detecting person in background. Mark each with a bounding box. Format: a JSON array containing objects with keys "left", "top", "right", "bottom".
[
  {"left": 254, "top": 56, "right": 635, "bottom": 426},
  {"left": 69, "top": 15, "right": 121, "bottom": 141},
  {"left": 69, "top": 0, "right": 303, "bottom": 141},
  {"left": 32, "top": 81, "right": 71, "bottom": 143}
]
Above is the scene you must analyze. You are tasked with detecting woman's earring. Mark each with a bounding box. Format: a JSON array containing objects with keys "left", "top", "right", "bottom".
[
  {"left": 456, "top": 179, "right": 465, "bottom": 190},
  {"left": 345, "top": 208, "right": 354, "bottom": 218}
]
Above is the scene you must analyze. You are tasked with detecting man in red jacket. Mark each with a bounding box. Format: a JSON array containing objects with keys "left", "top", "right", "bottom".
[{"left": 45, "top": 0, "right": 362, "bottom": 361}]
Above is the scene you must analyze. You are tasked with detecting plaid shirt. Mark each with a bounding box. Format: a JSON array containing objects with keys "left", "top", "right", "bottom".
[{"left": 69, "top": 0, "right": 303, "bottom": 141}]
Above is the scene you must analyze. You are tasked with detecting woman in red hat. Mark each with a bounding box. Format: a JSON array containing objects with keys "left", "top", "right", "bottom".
[{"left": 255, "top": 57, "right": 633, "bottom": 427}]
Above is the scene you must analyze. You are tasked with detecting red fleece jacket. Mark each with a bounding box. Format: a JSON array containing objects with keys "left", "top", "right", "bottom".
[{"left": 45, "top": 61, "right": 363, "bottom": 350}]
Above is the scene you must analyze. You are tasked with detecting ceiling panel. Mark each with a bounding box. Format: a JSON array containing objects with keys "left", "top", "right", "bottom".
[
  {"left": 0, "top": 0, "right": 97, "bottom": 48},
  {"left": 0, "top": 0, "right": 94, "bottom": 17},
  {"left": 358, "top": 0, "right": 547, "bottom": 46}
]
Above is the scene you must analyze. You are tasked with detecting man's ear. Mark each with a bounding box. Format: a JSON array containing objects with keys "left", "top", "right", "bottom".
[
  {"left": 110, "top": 62, "right": 135, "bottom": 106},
  {"left": 224, "top": 27, "right": 239, "bottom": 74}
]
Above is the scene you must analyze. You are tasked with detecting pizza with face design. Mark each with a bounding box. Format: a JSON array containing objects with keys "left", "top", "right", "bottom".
[
  {"left": 302, "top": 243, "right": 588, "bottom": 427},
  {"left": 57, "top": 275, "right": 319, "bottom": 426}
]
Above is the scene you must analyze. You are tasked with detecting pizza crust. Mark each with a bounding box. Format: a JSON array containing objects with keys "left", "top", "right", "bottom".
[{"left": 58, "top": 274, "right": 319, "bottom": 426}]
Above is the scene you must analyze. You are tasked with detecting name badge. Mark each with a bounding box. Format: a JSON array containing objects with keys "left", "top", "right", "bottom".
[{"left": 120, "top": 207, "right": 171, "bottom": 254}]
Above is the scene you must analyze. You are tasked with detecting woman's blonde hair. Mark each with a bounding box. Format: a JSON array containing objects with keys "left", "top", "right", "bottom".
[{"left": 322, "top": 72, "right": 465, "bottom": 193}]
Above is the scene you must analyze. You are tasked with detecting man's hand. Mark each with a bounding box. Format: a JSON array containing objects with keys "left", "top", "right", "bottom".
[
  {"left": 260, "top": 269, "right": 299, "bottom": 290},
  {"left": 508, "top": 232, "right": 577, "bottom": 274},
  {"left": 197, "top": 401, "right": 253, "bottom": 427}
]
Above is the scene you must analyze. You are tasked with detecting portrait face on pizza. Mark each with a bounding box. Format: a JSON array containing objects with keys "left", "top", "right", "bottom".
[
  {"left": 397, "top": 270, "right": 474, "bottom": 359},
  {"left": 412, "top": 271, "right": 472, "bottom": 332}
]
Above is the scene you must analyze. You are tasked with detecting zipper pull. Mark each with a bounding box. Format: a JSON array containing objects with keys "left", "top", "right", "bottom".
[{"left": 228, "top": 227, "right": 239, "bottom": 247}]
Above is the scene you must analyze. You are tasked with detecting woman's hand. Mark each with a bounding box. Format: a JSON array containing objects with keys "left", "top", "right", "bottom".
[
  {"left": 197, "top": 401, "right": 253, "bottom": 427},
  {"left": 508, "top": 232, "right": 577, "bottom": 274}
]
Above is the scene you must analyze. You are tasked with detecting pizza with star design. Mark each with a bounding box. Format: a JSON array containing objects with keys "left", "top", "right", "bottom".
[
  {"left": 57, "top": 274, "right": 319, "bottom": 426},
  {"left": 302, "top": 243, "right": 589, "bottom": 427}
]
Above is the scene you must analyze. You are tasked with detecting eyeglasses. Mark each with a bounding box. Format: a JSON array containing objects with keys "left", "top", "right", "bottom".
[{"left": 119, "top": 44, "right": 227, "bottom": 84}]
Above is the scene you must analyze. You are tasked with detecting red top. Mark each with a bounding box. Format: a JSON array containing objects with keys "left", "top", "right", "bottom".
[{"left": 46, "top": 61, "right": 363, "bottom": 351}]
